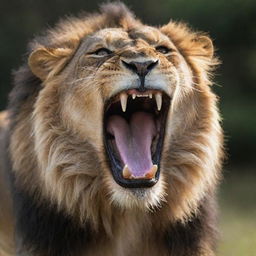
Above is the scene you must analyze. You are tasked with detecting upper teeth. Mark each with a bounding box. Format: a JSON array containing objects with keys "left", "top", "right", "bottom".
[
  {"left": 120, "top": 93, "right": 128, "bottom": 112},
  {"left": 155, "top": 92, "right": 162, "bottom": 111},
  {"left": 119, "top": 92, "right": 162, "bottom": 112},
  {"left": 137, "top": 94, "right": 149, "bottom": 97}
]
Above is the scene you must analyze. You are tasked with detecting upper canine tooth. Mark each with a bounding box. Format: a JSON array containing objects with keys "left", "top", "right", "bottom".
[
  {"left": 132, "top": 93, "right": 136, "bottom": 99},
  {"left": 149, "top": 93, "right": 153, "bottom": 99},
  {"left": 155, "top": 93, "right": 162, "bottom": 111},
  {"left": 120, "top": 93, "right": 128, "bottom": 112}
]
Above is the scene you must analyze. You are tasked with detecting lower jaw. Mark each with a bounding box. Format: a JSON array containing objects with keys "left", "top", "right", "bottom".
[
  {"left": 104, "top": 111, "right": 168, "bottom": 189},
  {"left": 104, "top": 121, "right": 167, "bottom": 188},
  {"left": 109, "top": 182, "right": 164, "bottom": 210}
]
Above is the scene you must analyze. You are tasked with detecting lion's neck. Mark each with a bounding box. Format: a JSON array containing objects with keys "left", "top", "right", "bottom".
[{"left": 85, "top": 208, "right": 167, "bottom": 256}]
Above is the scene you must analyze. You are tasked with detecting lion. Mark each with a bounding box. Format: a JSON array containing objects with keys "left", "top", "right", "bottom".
[{"left": 0, "top": 2, "right": 223, "bottom": 256}]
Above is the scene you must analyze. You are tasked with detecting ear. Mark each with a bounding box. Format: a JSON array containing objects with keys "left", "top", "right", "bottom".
[
  {"left": 28, "top": 47, "right": 72, "bottom": 81},
  {"left": 191, "top": 35, "right": 214, "bottom": 59},
  {"left": 160, "top": 22, "right": 214, "bottom": 59}
]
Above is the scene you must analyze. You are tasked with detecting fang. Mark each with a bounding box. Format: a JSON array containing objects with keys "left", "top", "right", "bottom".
[
  {"left": 120, "top": 93, "right": 128, "bottom": 112},
  {"left": 155, "top": 93, "right": 162, "bottom": 111}
]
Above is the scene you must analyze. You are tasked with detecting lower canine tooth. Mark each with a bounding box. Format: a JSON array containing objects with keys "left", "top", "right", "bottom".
[
  {"left": 122, "top": 165, "right": 132, "bottom": 179},
  {"left": 145, "top": 165, "right": 158, "bottom": 179},
  {"left": 155, "top": 93, "right": 162, "bottom": 111},
  {"left": 120, "top": 93, "right": 128, "bottom": 112}
]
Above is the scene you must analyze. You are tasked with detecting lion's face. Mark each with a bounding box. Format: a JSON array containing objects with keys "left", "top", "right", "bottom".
[
  {"left": 60, "top": 27, "right": 182, "bottom": 151},
  {"left": 65, "top": 29, "right": 189, "bottom": 178},
  {"left": 37, "top": 27, "right": 192, "bottom": 206},
  {"left": 25, "top": 6, "right": 222, "bottom": 224}
]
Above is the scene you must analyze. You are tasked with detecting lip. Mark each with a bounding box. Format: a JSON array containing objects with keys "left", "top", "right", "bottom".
[{"left": 103, "top": 88, "right": 171, "bottom": 188}]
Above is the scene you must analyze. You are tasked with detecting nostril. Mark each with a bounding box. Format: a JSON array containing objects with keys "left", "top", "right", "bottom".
[
  {"left": 121, "top": 60, "right": 138, "bottom": 73},
  {"left": 147, "top": 60, "right": 158, "bottom": 72}
]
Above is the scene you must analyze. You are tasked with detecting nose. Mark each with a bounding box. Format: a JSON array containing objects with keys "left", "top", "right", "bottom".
[{"left": 122, "top": 60, "right": 158, "bottom": 78}]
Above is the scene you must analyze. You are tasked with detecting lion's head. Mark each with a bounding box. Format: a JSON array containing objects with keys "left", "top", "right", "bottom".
[{"left": 10, "top": 3, "right": 223, "bottom": 229}]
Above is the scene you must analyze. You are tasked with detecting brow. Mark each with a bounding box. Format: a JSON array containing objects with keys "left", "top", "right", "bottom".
[
  {"left": 128, "top": 30, "right": 160, "bottom": 45},
  {"left": 110, "top": 38, "right": 134, "bottom": 48}
]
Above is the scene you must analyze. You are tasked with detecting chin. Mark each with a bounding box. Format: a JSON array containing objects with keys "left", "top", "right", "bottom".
[{"left": 105, "top": 172, "right": 167, "bottom": 210}]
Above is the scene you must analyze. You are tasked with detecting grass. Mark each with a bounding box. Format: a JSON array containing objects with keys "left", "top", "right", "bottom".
[{"left": 218, "top": 170, "right": 256, "bottom": 256}]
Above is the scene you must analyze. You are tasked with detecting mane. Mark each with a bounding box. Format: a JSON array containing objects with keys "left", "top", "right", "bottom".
[
  {"left": 4, "top": 3, "right": 224, "bottom": 255},
  {"left": 30, "top": 2, "right": 140, "bottom": 50},
  {"left": 8, "top": 2, "right": 140, "bottom": 125}
]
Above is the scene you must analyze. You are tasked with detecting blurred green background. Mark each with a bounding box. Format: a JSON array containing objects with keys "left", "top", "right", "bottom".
[{"left": 1, "top": 0, "right": 255, "bottom": 255}]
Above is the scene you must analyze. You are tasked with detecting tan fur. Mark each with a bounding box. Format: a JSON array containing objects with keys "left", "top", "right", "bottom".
[
  {"left": 1, "top": 3, "right": 223, "bottom": 255},
  {"left": 0, "top": 111, "right": 9, "bottom": 129}
]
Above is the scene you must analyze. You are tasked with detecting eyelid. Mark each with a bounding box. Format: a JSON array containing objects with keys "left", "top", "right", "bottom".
[
  {"left": 88, "top": 48, "right": 113, "bottom": 55},
  {"left": 155, "top": 45, "right": 172, "bottom": 54}
]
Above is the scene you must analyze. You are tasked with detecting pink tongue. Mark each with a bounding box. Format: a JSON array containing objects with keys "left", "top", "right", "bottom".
[{"left": 107, "top": 112, "right": 156, "bottom": 177}]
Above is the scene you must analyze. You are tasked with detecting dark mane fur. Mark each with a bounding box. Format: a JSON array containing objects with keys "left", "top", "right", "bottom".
[{"left": 11, "top": 179, "right": 91, "bottom": 256}]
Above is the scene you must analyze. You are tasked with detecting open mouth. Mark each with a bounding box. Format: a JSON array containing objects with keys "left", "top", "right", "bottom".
[{"left": 104, "top": 89, "right": 171, "bottom": 188}]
